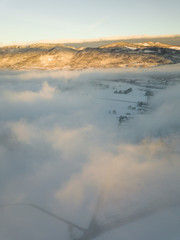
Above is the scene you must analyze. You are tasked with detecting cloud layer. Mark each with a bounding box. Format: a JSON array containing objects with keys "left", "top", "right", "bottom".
[{"left": 0, "top": 67, "right": 180, "bottom": 240}]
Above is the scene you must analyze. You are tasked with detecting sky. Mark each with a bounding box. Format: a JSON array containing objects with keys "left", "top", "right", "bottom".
[
  {"left": 0, "top": 0, "right": 180, "bottom": 44},
  {"left": 0, "top": 66, "right": 180, "bottom": 239}
]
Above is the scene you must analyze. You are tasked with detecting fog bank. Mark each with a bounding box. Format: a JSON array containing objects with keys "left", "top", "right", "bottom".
[{"left": 0, "top": 67, "right": 180, "bottom": 240}]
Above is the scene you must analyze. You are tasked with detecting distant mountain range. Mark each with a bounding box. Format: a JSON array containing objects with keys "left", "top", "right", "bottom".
[
  {"left": 0, "top": 41, "right": 180, "bottom": 70},
  {"left": 62, "top": 34, "right": 180, "bottom": 48}
]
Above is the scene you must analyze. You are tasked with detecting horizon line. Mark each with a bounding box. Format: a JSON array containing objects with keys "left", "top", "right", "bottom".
[{"left": 1, "top": 34, "right": 180, "bottom": 47}]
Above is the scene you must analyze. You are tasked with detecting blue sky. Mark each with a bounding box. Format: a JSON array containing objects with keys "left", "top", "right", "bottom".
[{"left": 0, "top": 0, "right": 180, "bottom": 44}]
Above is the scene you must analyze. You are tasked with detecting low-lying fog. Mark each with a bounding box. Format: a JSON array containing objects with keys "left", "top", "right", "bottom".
[{"left": 0, "top": 65, "right": 180, "bottom": 240}]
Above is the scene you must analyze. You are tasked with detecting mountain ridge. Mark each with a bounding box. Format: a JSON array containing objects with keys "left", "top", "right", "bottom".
[{"left": 0, "top": 41, "right": 180, "bottom": 70}]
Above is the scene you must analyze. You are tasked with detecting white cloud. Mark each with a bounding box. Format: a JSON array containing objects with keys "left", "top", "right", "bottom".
[
  {"left": 55, "top": 138, "right": 180, "bottom": 211},
  {"left": 46, "top": 125, "right": 94, "bottom": 158},
  {"left": 89, "top": 17, "right": 110, "bottom": 30},
  {"left": 0, "top": 68, "right": 180, "bottom": 240},
  {"left": 10, "top": 120, "right": 35, "bottom": 144},
  {"left": 4, "top": 81, "right": 56, "bottom": 102}
]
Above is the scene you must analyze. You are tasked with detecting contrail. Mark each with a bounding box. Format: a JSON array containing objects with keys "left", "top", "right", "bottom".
[
  {"left": 74, "top": 198, "right": 180, "bottom": 240},
  {"left": 1, "top": 198, "right": 180, "bottom": 240},
  {"left": 101, "top": 97, "right": 137, "bottom": 104},
  {"left": 0, "top": 203, "right": 85, "bottom": 232}
]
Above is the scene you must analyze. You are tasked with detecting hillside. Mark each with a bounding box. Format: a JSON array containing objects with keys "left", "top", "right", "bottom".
[{"left": 0, "top": 41, "right": 180, "bottom": 70}]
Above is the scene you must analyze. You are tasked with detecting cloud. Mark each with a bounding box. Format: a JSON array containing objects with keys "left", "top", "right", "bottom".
[
  {"left": 4, "top": 81, "right": 56, "bottom": 102},
  {"left": 9, "top": 120, "right": 36, "bottom": 144},
  {"left": 89, "top": 17, "right": 110, "bottom": 30},
  {"left": 0, "top": 67, "right": 180, "bottom": 240},
  {"left": 46, "top": 125, "right": 94, "bottom": 158},
  {"left": 55, "top": 138, "right": 180, "bottom": 213}
]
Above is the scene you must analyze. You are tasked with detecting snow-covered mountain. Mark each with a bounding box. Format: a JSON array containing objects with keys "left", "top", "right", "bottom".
[{"left": 0, "top": 41, "right": 180, "bottom": 70}]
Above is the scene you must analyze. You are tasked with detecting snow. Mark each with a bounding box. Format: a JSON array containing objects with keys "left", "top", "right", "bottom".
[
  {"left": 125, "top": 47, "right": 138, "bottom": 50},
  {"left": 144, "top": 50, "right": 155, "bottom": 53},
  {"left": 40, "top": 55, "right": 54, "bottom": 65},
  {"left": 140, "top": 43, "right": 150, "bottom": 46},
  {"left": 170, "top": 46, "right": 180, "bottom": 50}
]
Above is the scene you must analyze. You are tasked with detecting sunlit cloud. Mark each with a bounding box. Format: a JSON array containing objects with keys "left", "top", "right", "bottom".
[
  {"left": 55, "top": 138, "right": 180, "bottom": 212},
  {"left": 0, "top": 68, "right": 180, "bottom": 239},
  {"left": 9, "top": 120, "right": 36, "bottom": 144},
  {"left": 4, "top": 82, "right": 56, "bottom": 102}
]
